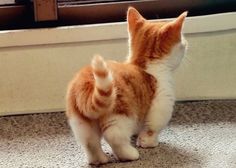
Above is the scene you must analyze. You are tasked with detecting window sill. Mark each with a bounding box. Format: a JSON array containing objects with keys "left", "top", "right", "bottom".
[{"left": 0, "top": 12, "right": 236, "bottom": 48}]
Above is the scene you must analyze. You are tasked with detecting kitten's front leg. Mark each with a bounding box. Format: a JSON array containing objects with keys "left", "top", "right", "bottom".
[
  {"left": 137, "top": 99, "right": 174, "bottom": 148},
  {"left": 68, "top": 116, "right": 109, "bottom": 165}
]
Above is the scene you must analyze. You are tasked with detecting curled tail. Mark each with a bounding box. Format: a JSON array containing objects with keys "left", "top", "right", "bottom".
[{"left": 90, "top": 55, "right": 115, "bottom": 118}]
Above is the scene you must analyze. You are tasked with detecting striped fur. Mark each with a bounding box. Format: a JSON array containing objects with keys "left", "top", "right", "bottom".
[{"left": 91, "top": 55, "right": 115, "bottom": 114}]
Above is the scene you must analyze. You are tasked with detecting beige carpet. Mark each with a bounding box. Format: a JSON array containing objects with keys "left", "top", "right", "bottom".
[{"left": 0, "top": 101, "right": 236, "bottom": 168}]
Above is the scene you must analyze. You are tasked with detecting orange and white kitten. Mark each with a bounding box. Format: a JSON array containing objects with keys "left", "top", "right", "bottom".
[{"left": 66, "top": 7, "right": 188, "bottom": 165}]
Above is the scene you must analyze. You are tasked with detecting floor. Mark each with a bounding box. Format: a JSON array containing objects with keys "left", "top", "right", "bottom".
[{"left": 0, "top": 100, "right": 236, "bottom": 168}]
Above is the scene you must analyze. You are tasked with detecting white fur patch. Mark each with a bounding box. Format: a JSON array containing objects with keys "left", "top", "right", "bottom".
[
  {"left": 144, "top": 38, "right": 187, "bottom": 133},
  {"left": 95, "top": 72, "right": 113, "bottom": 90},
  {"left": 68, "top": 116, "right": 109, "bottom": 165},
  {"left": 68, "top": 116, "right": 90, "bottom": 145},
  {"left": 166, "top": 37, "right": 188, "bottom": 71},
  {"left": 146, "top": 64, "right": 175, "bottom": 132},
  {"left": 92, "top": 55, "right": 113, "bottom": 90},
  {"left": 103, "top": 115, "right": 139, "bottom": 161},
  {"left": 104, "top": 115, "right": 136, "bottom": 143}
]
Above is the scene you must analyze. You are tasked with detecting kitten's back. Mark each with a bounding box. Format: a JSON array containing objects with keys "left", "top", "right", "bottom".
[{"left": 66, "top": 58, "right": 157, "bottom": 122}]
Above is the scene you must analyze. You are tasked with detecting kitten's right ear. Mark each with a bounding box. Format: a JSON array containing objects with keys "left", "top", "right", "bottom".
[{"left": 127, "top": 7, "right": 145, "bottom": 32}]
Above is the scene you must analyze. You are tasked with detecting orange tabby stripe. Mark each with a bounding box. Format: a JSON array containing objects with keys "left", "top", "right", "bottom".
[
  {"left": 101, "top": 119, "right": 116, "bottom": 133},
  {"left": 97, "top": 86, "right": 113, "bottom": 97},
  {"left": 94, "top": 69, "right": 108, "bottom": 78},
  {"left": 147, "top": 130, "right": 154, "bottom": 136},
  {"left": 94, "top": 97, "right": 107, "bottom": 108},
  {"left": 101, "top": 124, "right": 112, "bottom": 133}
]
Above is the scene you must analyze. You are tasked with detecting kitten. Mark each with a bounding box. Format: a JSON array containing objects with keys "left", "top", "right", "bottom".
[{"left": 66, "top": 7, "right": 188, "bottom": 165}]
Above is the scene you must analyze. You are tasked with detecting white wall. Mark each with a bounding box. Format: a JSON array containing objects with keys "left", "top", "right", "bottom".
[{"left": 0, "top": 12, "right": 236, "bottom": 116}]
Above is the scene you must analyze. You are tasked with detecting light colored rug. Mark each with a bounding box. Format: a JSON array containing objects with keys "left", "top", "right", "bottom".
[{"left": 0, "top": 101, "right": 236, "bottom": 168}]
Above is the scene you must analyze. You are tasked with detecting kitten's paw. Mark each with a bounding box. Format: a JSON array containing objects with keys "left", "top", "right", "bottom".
[
  {"left": 116, "top": 145, "right": 139, "bottom": 161},
  {"left": 136, "top": 131, "right": 158, "bottom": 148},
  {"left": 88, "top": 153, "right": 110, "bottom": 165}
]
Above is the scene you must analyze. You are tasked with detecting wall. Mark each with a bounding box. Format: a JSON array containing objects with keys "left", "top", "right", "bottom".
[{"left": 0, "top": 12, "right": 236, "bottom": 115}]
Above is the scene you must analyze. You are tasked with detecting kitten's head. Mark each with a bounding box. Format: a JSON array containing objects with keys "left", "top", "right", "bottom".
[{"left": 127, "top": 7, "right": 188, "bottom": 71}]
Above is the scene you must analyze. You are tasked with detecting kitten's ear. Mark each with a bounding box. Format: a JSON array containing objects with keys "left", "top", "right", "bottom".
[
  {"left": 160, "top": 11, "right": 187, "bottom": 39},
  {"left": 172, "top": 11, "right": 188, "bottom": 32},
  {"left": 127, "top": 7, "right": 145, "bottom": 32}
]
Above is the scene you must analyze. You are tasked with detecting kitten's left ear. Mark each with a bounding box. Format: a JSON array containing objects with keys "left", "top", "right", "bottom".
[{"left": 127, "top": 7, "right": 145, "bottom": 32}]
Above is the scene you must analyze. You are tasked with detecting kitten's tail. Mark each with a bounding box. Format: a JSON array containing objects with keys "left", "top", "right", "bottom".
[{"left": 91, "top": 55, "right": 115, "bottom": 117}]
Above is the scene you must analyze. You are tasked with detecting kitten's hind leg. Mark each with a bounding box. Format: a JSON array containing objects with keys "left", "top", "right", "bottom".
[
  {"left": 68, "top": 115, "right": 109, "bottom": 165},
  {"left": 102, "top": 115, "right": 139, "bottom": 161},
  {"left": 137, "top": 99, "right": 174, "bottom": 148}
]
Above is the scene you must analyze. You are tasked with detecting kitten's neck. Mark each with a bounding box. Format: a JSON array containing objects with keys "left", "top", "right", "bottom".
[
  {"left": 146, "top": 63, "right": 172, "bottom": 79},
  {"left": 126, "top": 55, "right": 147, "bottom": 69},
  {"left": 146, "top": 63, "right": 175, "bottom": 98},
  {"left": 126, "top": 49, "right": 150, "bottom": 69}
]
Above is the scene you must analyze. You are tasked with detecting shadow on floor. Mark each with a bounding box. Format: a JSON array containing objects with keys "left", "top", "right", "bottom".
[
  {"left": 171, "top": 100, "right": 236, "bottom": 125},
  {"left": 84, "top": 142, "right": 202, "bottom": 168}
]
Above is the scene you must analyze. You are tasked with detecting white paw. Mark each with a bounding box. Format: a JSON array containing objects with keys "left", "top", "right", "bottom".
[
  {"left": 136, "top": 132, "right": 158, "bottom": 148},
  {"left": 116, "top": 145, "right": 139, "bottom": 161},
  {"left": 88, "top": 153, "right": 110, "bottom": 165}
]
